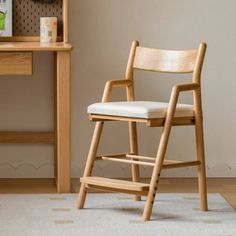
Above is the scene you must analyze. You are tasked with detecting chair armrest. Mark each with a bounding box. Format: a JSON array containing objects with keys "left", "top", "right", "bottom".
[
  {"left": 102, "top": 79, "right": 133, "bottom": 102},
  {"left": 165, "top": 83, "right": 199, "bottom": 124},
  {"left": 105, "top": 79, "right": 132, "bottom": 88},
  {"left": 174, "top": 83, "right": 199, "bottom": 92}
]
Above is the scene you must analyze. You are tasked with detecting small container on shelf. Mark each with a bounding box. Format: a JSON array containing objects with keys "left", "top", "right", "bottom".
[{"left": 40, "top": 17, "right": 57, "bottom": 43}]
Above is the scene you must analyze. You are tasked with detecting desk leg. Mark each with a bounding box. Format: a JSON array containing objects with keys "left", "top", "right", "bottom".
[{"left": 55, "top": 51, "right": 71, "bottom": 193}]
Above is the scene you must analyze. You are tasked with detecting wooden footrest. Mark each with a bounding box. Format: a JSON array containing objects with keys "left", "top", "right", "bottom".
[{"left": 81, "top": 177, "right": 149, "bottom": 195}]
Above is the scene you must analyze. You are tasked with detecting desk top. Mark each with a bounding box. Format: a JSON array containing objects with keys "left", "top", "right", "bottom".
[{"left": 0, "top": 42, "right": 72, "bottom": 52}]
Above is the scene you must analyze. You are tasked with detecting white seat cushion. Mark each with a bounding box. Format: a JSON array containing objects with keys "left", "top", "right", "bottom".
[{"left": 88, "top": 101, "right": 194, "bottom": 119}]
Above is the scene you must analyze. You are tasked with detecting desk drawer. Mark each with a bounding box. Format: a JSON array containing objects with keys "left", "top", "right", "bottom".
[{"left": 0, "top": 52, "right": 33, "bottom": 75}]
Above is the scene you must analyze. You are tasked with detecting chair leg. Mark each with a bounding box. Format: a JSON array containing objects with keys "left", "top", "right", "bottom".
[
  {"left": 142, "top": 121, "right": 173, "bottom": 221},
  {"left": 195, "top": 118, "right": 208, "bottom": 211},
  {"left": 129, "top": 122, "right": 141, "bottom": 201},
  {"left": 77, "top": 121, "right": 104, "bottom": 209}
]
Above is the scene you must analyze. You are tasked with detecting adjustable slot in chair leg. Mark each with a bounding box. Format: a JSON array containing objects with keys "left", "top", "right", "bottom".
[
  {"left": 195, "top": 117, "right": 208, "bottom": 211},
  {"left": 77, "top": 121, "right": 104, "bottom": 209},
  {"left": 129, "top": 121, "right": 141, "bottom": 201},
  {"left": 142, "top": 125, "right": 172, "bottom": 221}
]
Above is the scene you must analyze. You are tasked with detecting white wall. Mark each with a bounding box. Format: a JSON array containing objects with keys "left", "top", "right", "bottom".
[{"left": 0, "top": 0, "right": 236, "bottom": 178}]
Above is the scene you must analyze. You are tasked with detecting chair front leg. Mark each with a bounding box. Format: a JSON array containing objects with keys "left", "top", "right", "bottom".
[
  {"left": 129, "top": 121, "right": 141, "bottom": 201},
  {"left": 77, "top": 121, "right": 104, "bottom": 209},
  {"left": 142, "top": 120, "right": 173, "bottom": 221},
  {"left": 143, "top": 86, "right": 179, "bottom": 221}
]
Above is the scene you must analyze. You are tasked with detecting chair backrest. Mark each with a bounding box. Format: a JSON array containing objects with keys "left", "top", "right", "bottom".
[
  {"left": 134, "top": 47, "right": 197, "bottom": 73},
  {"left": 126, "top": 41, "right": 206, "bottom": 83}
]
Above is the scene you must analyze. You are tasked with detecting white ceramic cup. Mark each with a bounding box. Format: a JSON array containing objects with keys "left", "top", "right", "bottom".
[{"left": 40, "top": 17, "right": 57, "bottom": 43}]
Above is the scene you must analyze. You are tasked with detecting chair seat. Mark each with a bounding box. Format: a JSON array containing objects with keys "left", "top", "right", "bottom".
[{"left": 88, "top": 101, "right": 194, "bottom": 119}]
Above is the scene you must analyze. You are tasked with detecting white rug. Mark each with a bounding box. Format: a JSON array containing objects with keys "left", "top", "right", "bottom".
[{"left": 0, "top": 193, "right": 235, "bottom": 236}]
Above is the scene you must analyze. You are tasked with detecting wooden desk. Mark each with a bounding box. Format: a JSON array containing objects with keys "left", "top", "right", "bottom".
[{"left": 0, "top": 42, "right": 72, "bottom": 193}]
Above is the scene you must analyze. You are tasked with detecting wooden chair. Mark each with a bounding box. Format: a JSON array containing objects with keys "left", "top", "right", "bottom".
[{"left": 77, "top": 41, "right": 208, "bottom": 221}]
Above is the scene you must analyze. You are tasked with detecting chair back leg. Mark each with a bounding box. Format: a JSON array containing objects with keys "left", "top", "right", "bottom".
[
  {"left": 195, "top": 117, "right": 208, "bottom": 211},
  {"left": 77, "top": 121, "right": 104, "bottom": 209},
  {"left": 129, "top": 122, "right": 141, "bottom": 201}
]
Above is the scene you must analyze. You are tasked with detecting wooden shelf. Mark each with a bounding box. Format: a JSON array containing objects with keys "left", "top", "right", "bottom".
[
  {"left": 0, "top": 42, "right": 72, "bottom": 52},
  {"left": 0, "top": 36, "right": 63, "bottom": 43}
]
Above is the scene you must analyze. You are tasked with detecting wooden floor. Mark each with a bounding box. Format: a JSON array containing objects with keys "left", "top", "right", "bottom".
[{"left": 0, "top": 178, "right": 235, "bottom": 209}]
